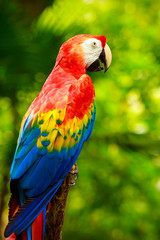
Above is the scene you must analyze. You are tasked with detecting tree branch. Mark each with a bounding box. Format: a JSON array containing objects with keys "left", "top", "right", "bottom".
[{"left": 44, "top": 173, "right": 73, "bottom": 240}]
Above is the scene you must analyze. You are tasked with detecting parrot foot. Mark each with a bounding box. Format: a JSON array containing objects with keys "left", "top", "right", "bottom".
[{"left": 69, "top": 163, "right": 78, "bottom": 186}]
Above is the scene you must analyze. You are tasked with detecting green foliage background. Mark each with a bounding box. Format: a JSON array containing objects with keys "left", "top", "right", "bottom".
[{"left": 0, "top": 0, "right": 160, "bottom": 239}]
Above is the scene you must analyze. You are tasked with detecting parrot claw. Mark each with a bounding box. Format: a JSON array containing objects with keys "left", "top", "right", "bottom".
[
  {"left": 68, "top": 179, "right": 76, "bottom": 186},
  {"left": 69, "top": 163, "right": 78, "bottom": 186}
]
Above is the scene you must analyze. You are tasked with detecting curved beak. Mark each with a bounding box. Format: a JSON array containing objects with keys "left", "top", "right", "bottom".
[
  {"left": 87, "top": 43, "right": 112, "bottom": 73},
  {"left": 99, "top": 43, "right": 112, "bottom": 72}
]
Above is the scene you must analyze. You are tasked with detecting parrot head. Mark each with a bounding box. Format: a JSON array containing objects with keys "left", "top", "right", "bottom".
[
  {"left": 55, "top": 34, "right": 112, "bottom": 77},
  {"left": 81, "top": 35, "right": 112, "bottom": 73}
]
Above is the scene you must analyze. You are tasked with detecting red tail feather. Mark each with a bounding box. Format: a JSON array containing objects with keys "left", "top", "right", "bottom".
[{"left": 32, "top": 211, "right": 44, "bottom": 239}]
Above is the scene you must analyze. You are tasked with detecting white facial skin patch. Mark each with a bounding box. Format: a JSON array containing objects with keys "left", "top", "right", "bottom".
[{"left": 81, "top": 38, "right": 103, "bottom": 68}]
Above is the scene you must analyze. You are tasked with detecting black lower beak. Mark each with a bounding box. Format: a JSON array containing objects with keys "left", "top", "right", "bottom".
[
  {"left": 86, "top": 59, "right": 103, "bottom": 72},
  {"left": 99, "top": 49, "right": 108, "bottom": 72},
  {"left": 86, "top": 49, "right": 108, "bottom": 73}
]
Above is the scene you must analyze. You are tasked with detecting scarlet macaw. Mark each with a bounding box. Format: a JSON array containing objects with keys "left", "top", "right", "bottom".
[{"left": 5, "top": 34, "right": 112, "bottom": 239}]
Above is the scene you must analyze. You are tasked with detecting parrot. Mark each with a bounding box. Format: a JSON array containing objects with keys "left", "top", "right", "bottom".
[{"left": 4, "top": 34, "right": 112, "bottom": 240}]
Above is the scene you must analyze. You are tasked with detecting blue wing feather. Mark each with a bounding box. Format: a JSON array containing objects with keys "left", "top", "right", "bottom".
[
  {"left": 20, "top": 154, "right": 61, "bottom": 196},
  {"left": 11, "top": 145, "right": 39, "bottom": 179},
  {"left": 22, "top": 127, "right": 40, "bottom": 146}
]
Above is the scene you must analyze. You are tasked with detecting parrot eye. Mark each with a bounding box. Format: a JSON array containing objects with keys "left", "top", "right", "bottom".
[{"left": 92, "top": 42, "right": 97, "bottom": 47}]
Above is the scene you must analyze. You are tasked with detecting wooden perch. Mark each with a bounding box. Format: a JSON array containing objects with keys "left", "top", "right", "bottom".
[{"left": 44, "top": 172, "right": 73, "bottom": 240}]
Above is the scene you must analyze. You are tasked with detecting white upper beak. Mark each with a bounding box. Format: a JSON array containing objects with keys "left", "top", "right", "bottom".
[{"left": 104, "top": 43, "right": 112, "bottom": 70}]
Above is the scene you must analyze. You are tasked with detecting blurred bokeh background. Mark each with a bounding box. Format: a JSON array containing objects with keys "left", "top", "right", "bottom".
[{"left": 0, "top": 0, "right": 160, "bottom": 239}]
